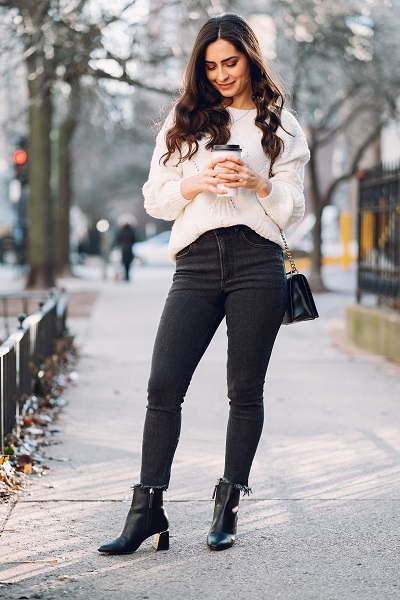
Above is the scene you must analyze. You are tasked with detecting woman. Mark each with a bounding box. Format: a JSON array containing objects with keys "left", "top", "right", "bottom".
[{"left": 98, "top": 13, "right": 309, "bottom": 555}]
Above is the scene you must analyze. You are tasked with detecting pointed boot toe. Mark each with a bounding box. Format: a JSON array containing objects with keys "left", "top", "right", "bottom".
[
  {"left": 98, "top": 487, "right": 169, "bottom": 555},
  {"left": 98, "top": 536, "right": 135, "bottom": 555},
  {"left": 207, "top": 531, "right": 235, "bottom": 551}
]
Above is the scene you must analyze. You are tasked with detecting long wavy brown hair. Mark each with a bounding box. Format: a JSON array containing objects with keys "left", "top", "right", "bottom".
[{"left": 162, "top": 13, "right": 286, "bottom": 166}]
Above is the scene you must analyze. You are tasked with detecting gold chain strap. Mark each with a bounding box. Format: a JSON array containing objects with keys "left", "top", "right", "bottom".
[
  {"left": 280, "top": 228, "right": 298, "bottom": 274},
  {"left": 269, "top": 162, "right": 298, "bottom": 274}
]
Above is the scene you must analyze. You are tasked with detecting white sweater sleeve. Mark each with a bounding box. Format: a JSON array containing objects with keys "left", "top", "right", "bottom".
[
  {"left": 142, "top": 112, "right": 191, "bottom": 221},
  {"left": 257, "top": 111, "right": 310, "bottom": 230}
]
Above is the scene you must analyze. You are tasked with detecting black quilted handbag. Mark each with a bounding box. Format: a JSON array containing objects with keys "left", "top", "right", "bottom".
[{"left": 280, "top": 230, "right": 319, "bottom": 325}]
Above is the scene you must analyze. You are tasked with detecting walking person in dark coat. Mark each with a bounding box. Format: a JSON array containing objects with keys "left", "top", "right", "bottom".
[{"left": 116, "top": 222, "right": 137, "bottom": 281}]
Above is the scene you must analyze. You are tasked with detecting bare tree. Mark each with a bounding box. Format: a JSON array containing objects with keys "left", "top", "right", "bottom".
[
  {"left": 270, "top": 0, "right": 400, "bottom": 289},
  {"left": 0, "top": 0, "right": 175, "bottom": 286},
  {"left": 5, "top": 0, "right": 397, "bottom": 291},
  {"left": 0, "top": 0, "right": 247, "bottom": 285}
]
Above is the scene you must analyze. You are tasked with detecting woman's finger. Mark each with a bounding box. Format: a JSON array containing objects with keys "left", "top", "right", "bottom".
[
  {"left": 209, "top": 156, "right": 245, "bottom": 169},
  {"left": 218, "top": 157, "right": 246, "bottom": 168}
]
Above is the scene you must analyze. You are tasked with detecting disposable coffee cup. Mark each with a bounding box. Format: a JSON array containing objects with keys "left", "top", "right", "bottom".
[{"left": 212, "top": 144, "right": 242, "bottom": 196}]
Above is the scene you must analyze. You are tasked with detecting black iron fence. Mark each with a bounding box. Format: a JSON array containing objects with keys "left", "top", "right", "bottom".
[
  {"left": 357, "top": 164, "right": 400, "bottom": 307},
  {"left": 0, "top": 289, "right": 68, "bottom": 451},
  {"left": 1, "top": 291, "right": 56, "bottom": 342}
]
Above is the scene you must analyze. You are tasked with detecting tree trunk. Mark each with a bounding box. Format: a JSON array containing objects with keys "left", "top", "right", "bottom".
[
  {"left": 309, "top": 201, "right": 325, "bottom": 291},
  {"left": 26, "top": 67, "right": 55, "bottom": 289},
  {"left": 308, "top": 149, "right": 327, "bottom": 292},
  {"left": 56, "top": 83, "right": 80, "bottom": 276}
]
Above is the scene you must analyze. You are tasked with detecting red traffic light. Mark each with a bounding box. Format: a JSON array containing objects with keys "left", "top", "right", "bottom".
[{"left": 13, "top": 149, "right": 27, "bottom": 165}]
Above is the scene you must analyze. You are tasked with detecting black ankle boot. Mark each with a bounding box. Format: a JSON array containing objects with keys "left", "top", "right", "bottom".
[
  {"left": 207, "top": 478, "right": 240, "bottom": 551},
  {"left": 98, "top": 487, "right": 169, "bottom": 555}
]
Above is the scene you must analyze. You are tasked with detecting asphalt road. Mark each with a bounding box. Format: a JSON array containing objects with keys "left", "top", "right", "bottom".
[{"left": 0, "top": 263, "right": 399, "bottom": 600}]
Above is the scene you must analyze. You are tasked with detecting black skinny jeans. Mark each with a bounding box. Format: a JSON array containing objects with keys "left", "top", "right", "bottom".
[{"left": 139, "top": 225, "right": 287, "bottom": 491}]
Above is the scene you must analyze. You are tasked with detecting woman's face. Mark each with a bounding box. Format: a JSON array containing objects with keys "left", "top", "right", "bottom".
[{"left": 204, "top": 39, "right": 252, "bottom": 105}]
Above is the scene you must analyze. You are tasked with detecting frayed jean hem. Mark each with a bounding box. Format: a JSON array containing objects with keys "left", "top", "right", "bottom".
[
  {"left": 131, "top": 483, "right": 168, "bottom": 492},
  {"left": 219, "top": 477, "right": 252, "bottom": 497}
]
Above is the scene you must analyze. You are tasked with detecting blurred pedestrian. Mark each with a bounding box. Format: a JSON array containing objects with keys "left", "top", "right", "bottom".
[
  {"left": 115, "top": 222, "right": 137, "bottom": 281},
  {"left": 99, "top": 13, "right": 309, "bottom": 555}
]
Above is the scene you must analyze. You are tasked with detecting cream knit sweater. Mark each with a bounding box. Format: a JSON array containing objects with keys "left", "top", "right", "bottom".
[{"left": 142, "top": 106, "right": 310, "bottom": 263}]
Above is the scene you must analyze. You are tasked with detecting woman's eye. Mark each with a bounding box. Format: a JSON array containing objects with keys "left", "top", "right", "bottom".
[{"left": 205, "top": 63, "right": 237, "bottom": 71}]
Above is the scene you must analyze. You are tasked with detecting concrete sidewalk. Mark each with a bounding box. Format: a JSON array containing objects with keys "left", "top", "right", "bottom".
[{"left": 0, "top": 263, "right": 399, "bottom": 599}]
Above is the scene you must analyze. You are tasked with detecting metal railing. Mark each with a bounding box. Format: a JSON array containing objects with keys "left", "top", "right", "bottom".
[
  {"left": 0, "top": 289, "right": 68, "bottom": 450},
  {"left": 1, "top": 291, "right": 54, "bottom": 342},
  {"left": 357, "top": 163, "right": 400, "bottom": 307}
]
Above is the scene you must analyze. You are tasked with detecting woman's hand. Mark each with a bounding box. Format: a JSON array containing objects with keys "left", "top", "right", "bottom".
[
  {"left": 214, "top": 157, "right": 272, "bottom": 198},
  {"left": 180, "top": 157, "right": 240, "bottom": 200}
]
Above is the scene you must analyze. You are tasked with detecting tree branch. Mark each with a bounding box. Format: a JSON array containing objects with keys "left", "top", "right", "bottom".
[
  {"left": 0, "top": 0, "right": 44, "bottom": 12},
  {"left": 314, "top": 101, "right": 382, "bottom": 148},
  {"left": 86, "top": 65, "right": 177, "bottom": 96},
  {"left": 324, "top": 122, "right": 386, "bottom": 205}
]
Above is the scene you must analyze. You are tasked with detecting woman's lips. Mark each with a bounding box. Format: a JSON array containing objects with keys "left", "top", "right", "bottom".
[{"left": 218, "top": 82, "right": 234, "bottom": 89}]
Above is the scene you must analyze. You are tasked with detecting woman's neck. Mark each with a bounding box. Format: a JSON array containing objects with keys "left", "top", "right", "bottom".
[
  {"left": 223, "top": 97, "right": 255, "bottom": 110},
  {"left": 220, "top": 86, "right": 254, "bottom": 110},
  {"left": 228, "top": 104, "right": 256, "bottom": 110}
]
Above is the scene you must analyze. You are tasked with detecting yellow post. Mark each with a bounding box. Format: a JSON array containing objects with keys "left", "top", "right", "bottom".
[{"left": 340, "top": 212, "right": 352, "bottom": 269}]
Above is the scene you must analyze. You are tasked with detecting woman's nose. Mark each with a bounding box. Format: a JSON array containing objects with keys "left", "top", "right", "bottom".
[{"left": 216, "top": 66, "right": 229, "bottom": 81}]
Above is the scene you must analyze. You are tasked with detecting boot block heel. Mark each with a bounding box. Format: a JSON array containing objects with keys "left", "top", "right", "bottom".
[{"left": 152, "top": 530, "right": 169, "bottom": 551}]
